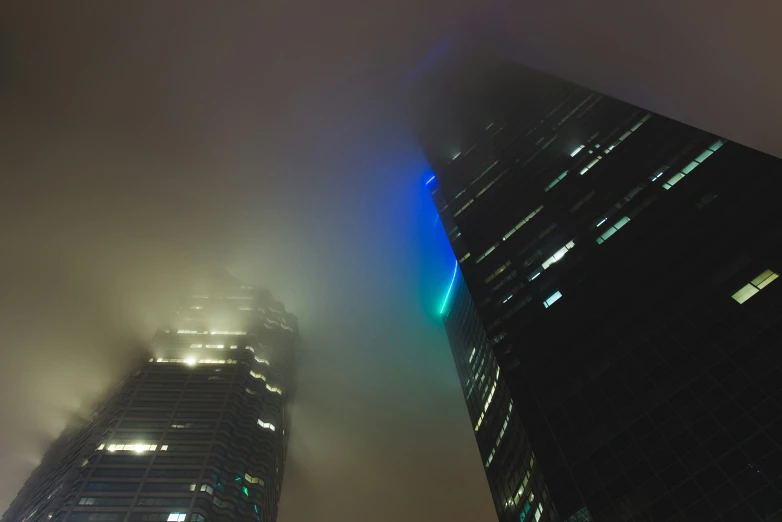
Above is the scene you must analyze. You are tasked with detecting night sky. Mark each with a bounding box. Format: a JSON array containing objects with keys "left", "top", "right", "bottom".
[{"left": 1, "top": 2, "right": 781, "bottom": 521}]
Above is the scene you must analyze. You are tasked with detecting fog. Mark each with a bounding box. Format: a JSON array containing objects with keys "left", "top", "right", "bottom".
[{"left": 1, "top": 1, "right": 781, "bottom": 521}]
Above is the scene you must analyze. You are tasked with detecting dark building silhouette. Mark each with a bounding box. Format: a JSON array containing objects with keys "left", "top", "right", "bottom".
[
  {"left": 425, "top": 62, "right": 782, "bottom": 522},
  {"left": 3, "top": 274, "right": 296, "bottom": 522}
]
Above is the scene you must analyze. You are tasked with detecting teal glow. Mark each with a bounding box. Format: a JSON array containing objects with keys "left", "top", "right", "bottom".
[
  {"left": 439, "top": 261, "right": 459, "bottom": 315},
  {"left": 243, "top": 486, "right": 249, "bottom": 497}
]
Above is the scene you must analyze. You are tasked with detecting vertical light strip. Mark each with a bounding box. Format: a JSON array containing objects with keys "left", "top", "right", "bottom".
[{"left": 440, "top": 261, "right": 459, "bottom": 315}]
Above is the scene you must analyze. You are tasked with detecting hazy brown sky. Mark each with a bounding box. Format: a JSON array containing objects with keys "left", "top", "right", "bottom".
[{"left": 1, "top": 1, "right": 780, "bottom": 521}]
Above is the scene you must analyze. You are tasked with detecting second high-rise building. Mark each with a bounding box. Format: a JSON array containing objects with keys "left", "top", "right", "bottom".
[{"left": 2, "top": 272, "right": 296, "bottom": 522}]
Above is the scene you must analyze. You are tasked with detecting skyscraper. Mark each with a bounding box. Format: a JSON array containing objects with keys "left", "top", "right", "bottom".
[
  {"left": 2, "top": 273, "right": 296, "bottom": 522},
  {"left": 423, "top": 61, "right": 782, "bottom": 521}
]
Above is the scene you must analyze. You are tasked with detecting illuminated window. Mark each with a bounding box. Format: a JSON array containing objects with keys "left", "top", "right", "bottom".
[
  {"left": 534, "top": 505, "right": 544, "bottom": 522},
  {"left": 245, "top": 473, "right": 265, "bottom": 486},
  {"left": 468, "top": 347, "right": 476, "bottom": 363},
  {"left": 453, "top": 199, "right": 475, "bottom": 217},
  {"left": 541, "top": 241, "right": 575, "bottom": 270},
  {"left": 520, "top": 501, "right": 532, "bottom": 521},
  {"left": 476, "top": 245, "right": 497, "bottom": 264},
  {"left": 649, "top": 165, "right": 669, "bottom": 182},
  {"left": 596, "top": 216, "right": 630, "bottom": 244},
  {"left": 579, "top": 155, "right": 603, "bottom": 175},
  {"left": 570, "top": 145, "right": 584, "bottom": 157},
  {"left": 503, "top": 206, "right": 544, "bottom": 241},
  {"left": 257, "top": 420, "right": 276, "bottom": 432},
  {"left": 543, "top": 291, "right": 562, "bottom": 308},
  {"left": 484, "top": 382, "right": 497, "bottom": 412},
  {"left": 496, "top": 403, "right": 513, "bottom": 447},
  {"left": 544, "top": 171, "right": 568, "bottom": 192},
  {"left": 662, "top": 139, "right": 725, "bottom": 189},
  {"left": 485, "top": 261, "right": 512, "bottom": 284},
  {"left": 167, "top": 514, "right": 186, "bottom": 522},
  {"left": 485, "top": 448, "right": 496, "bottom": 468},
  {"left": 732, "top": 269, "right": 779, "bottom": 303},
  {"left": 474, "top": 412, "right": 485, "bottom": 431},
  {"left": 458, "top": 252, "right": 471, "bottom": 263}
]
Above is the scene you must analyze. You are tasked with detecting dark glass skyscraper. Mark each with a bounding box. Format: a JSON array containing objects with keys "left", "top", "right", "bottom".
[
  {"left": 2, "top": 273, "right": 296, "bottom": 522},
  {"left": 424, "top": 62, "right": 782, "bottom": 521}
]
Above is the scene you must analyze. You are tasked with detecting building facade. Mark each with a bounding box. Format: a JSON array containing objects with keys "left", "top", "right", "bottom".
[
  {"left": 426, "top": 62, "right": 782, "bottom": 521},
  {"left": 3, "top": 274, "right": 297, "bottom": 522}
]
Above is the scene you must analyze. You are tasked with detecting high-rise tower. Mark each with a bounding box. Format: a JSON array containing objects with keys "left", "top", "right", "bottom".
[
  {"left": 423, "top": 61, "right": 782, "bottom": 521},
  {"left": 3, "top": 273, "right": 296, "bottom": 522}
]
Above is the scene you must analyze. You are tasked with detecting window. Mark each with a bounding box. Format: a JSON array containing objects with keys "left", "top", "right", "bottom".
[
  {"left": 541, "top": 241, "right": 575, "bottom": 270},
  {"left": 535, "top": 504, "right": 544, "bottom": 522},
  {"left": 570, "top": 145, "right": 584, "bottom": 157},
  {"left": 167, "top": 514, "right": 186, "bottom": 522},
  {"left": 732, "top": 269, "right": 778, "bottom": 303},
  {"left": 569, "top": 190, "right": 595, "bottom": 213},
  {"left": 476, "top": 245, "right": 497, "bottom": 264},
  {"left": 68, "top": 514, "right": 125, "bottom": 522},
  {"left": 257, "top": 420, "right": 276, "bottom": 432},
  {"left": 77, "top": 498, "right": 133, "bottom": 507},
  {"left": 662, "top": 139, "right": 725, "bottom": 189},
  {"left": 544, "top": 171, "right": 568, "bottom": 192},
  {"left": 137, "top": 499, "right": 191, "bottom": 508},
  {"left": 474, "top": 412, "right": 485, "bottom": 432},
  {"left": 543, "top": 291, "right": 562, "bottom": 308},
  {"left": 503, "top": 206, "right": 544, "bottom": 241},
  {"left": 579, "top": 155, "right": 603, "bottom": 175},
  {"left": 519, "top": 501, "right": 532, "bottom": 521},
  {"left": 596, "top": 216, "right": 630, "bottom": 244},
  {"left": 453, "top": 199, "right": 475, "bottom": 217},
  {"left": 85, "top": 482, "right": 140, "bottom": 492},
  {"left": 484, "top": 382, "right": 497, "bottom": 412},
  {"left": 485, "top": 448, "right": 496, "bottom": 468}
]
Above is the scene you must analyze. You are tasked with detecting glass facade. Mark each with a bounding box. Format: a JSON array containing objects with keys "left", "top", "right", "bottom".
[
  {"left": 423, "top": 62, "right": 782, "bottom": 521},
  {"left": 443, "top": 268, "right": 557, "bottom": 522},
  {"left": 3, "top": 273, "right": 296, "bottom": 522}
]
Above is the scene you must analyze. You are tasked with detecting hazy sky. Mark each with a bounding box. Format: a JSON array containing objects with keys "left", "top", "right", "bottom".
[{"left": 1, "top": 1, "right": 781, "bottom": 521}]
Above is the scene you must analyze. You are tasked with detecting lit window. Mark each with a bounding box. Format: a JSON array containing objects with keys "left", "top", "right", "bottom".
[
  {"left": 502, "top": 206, "right": 544, "bottom": 241},
  {"left": 496, "top": 403, "right": 513, "bottom": 448},
  {"left": 596, "top": 216, "right": 630, "bottom": 244},
  {"left": 570, "top": 145, "right": 584, "bottom": 157},
  {"left": 662, "top": 139, "right": 725, "bottom": 190},
  {"left": 266, "top": 384, "right": 282, "bottom": 394},
  {"left": 732, "top": 269, "right": 778, "bottom": 303},
  {"left": 474, "top": 412, "right": 484, "bottom": 431},
  {"left": 579, "top": 155, "right": 603, "bottom": 175},
  {"left": 519, "top": 501, "right": 532, "bottom": 520},
  {"left": 534, "top": 505, "right": 544, "bottom": 522},
  {"left": 484, "top": 382, "right": 497, "bottom": 412},
  {"left": 453, "top": 199, "right": 475, "bottom": 217},
  {"left": 541, "top": 241, "right": 575, "bottom": 270},
  {"left": 544, "top": 171, "right": 568, "bottom": 192},
  {"left": 168, "top": 514, "right": 186, "bottom": 522},
  {"left": 257, "top": 420, "right": 276, "bottom": 432},
  {"left": 476, "top": 245, "right": 497, "bottom": 264},
  {"left": 468, "top": 347, "right": 476, "bottom": 363},
  {"left": 485, "top": 448, "right": 496, "bottom": 468},
  {"left": 543, "top": 291, "right": 562, "bottom": 308},
  {"left": 459, "top": 252, "right": 471, "bottom": 263}
]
